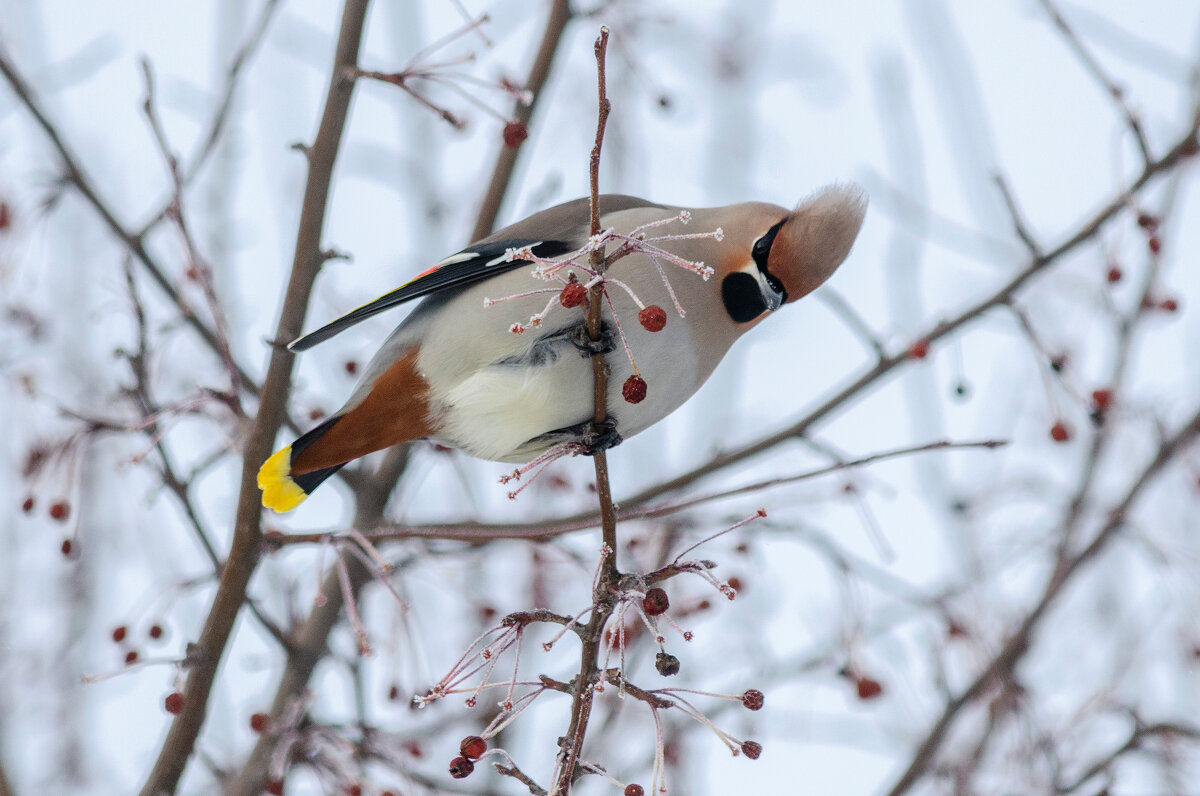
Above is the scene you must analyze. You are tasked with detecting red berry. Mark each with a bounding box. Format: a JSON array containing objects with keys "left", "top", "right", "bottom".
[
  {"left": 60, "top": 539, "right": 73, "bottom": 557},
  {"left": 124, "top": 650, "right": 139, "bottom": 665},
  {"left": 459, "top": 735, "right": 487, "bottom": 760},
  {"left": 1148, "top": 235, "right": 1162, "bottom": 254},
  {"left": 559, "top": 282, "right": 587, "bottom": 308},
  {"left": 403, "top": 740, "right": 423, "bottom": 757},
  {"left": 642, "top": 587, "right": 669, "bottom": 617},
  {"left": 947, "top": 619, "right": 968, "bottom": 639},
  {"left": 622, "top": 375, "right": 647, "bottom": 404},
  {"left": 112, "top": 625, "right": 128, "bottom": 643},
  {"left": 1049, "top": 421, "right": 1071, "bottom": 443},
  {"left": 21, "top": 496, "right": 34, "bottom": 513},
  {"left": 727, "top": 576, "right": 744, "bottom": 593},
  {"left": 164, "top": 692, "right": 185, "bottom": 714},
  {"left": 49, "top": 501, "right": 70, "bottom": 522},
  {"left": 264, "top": 780, "right": 285, "bottom": 795},
  {"left": 250, "top": 712, "right": 269, "bottom": 733},
  {"left": 0, "top": 201, "right": 10, "bottom": 231},
  {"left": 344, "top": 360, "right": 358, "bottom": 376},
  {"left": 1106, "top": 266, "right": 1122, "bottom": 283},
  {"left": 638, "top": 305, "right": 667, "bottom": 332},
  {"left": 502, "top": 121, "right": 528, "bottom": 148},
  {"left": 741, "top": 740, "right": 763, "bottom": 759},
  {"left": 1091, "top": 389, "right": 1113, "bottom": 413},
  {"left": 1161, "top": 297, "right": 1179, "bottom": 312},
  {"left": 742, "top": 689, "right": 764, "bottom": 710},
  {"left": 346, "top": 786, "right": 362, "bottom": 796},
  {"left": 308, "top": 408, "right": 325, "bottom": 422},
  {"left": 1137, "top": 211, "right": 1159, "bottom": 231},
  {"left": 907, "top": 339, "right": 929, "bottom": 360},
  {"left": 625, "top": 786, "right": 645, "bottom": 796},
  {"left": 448, "top": 756, "right": 475, "bottom": 779},
  {"left": 855, "top": 677, "right": 883, "bottom": 700},
  {"left": 148, "top": 624, "right": 164, "bottom": 640},
  {"left": 388, "top": 684, "right": 400, "bottom": 701}
]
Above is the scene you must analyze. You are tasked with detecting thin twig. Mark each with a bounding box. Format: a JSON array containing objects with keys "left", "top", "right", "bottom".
[
  {"left": 470, "top": 0, "right": 572, "bottom": 240},
  {"left": 552, "top": 27, "right": 614, "bottom": 796},
  {"left": 993, "top": 174, "right": 1042, "bottom": 256},
  {"left": 136, "top": 0, "right": 283, "bottom": 237},
  {"left": 610, "top": 122, "right": 1200, "bottom": 512},
  {"left": 1039, "top": 0, "right": 1153, "bottom": 165},
  {"left": 884, "top": 405, "right": 1200, "bottom": 795},
  {"left": 495, "top": 761, "right": 550, "bottom": 795},
  {"left": 0, "top": 46, "right": 267, "bottom": 409},
  {"left": 816, "top": 287, "right": 887, "bottom": 360},
  {"left": 272, "top": 439, "right": 1007, "bottom": 545},
  {"left": 1055, "top": 719, "right": 1200, "bottom": 794}
]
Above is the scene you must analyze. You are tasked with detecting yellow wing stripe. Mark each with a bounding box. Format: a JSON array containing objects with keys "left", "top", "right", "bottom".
[{"left": 257, "top": 445, "right": 308, "bottom": 513}]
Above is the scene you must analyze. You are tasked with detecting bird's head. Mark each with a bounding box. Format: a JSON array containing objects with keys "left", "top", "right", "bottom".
[{"left": 717, "top": 184, "right": 867, "bottom": 325}]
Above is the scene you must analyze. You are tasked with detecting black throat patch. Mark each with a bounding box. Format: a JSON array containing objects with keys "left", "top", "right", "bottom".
[{"left": 722, "top": 272, "right": 769, "bottom": 323}]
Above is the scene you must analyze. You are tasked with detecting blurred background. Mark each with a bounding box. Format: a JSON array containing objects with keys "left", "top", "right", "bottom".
[{"left": 2, "top": 1, "right": 1199, "bottom": 793}]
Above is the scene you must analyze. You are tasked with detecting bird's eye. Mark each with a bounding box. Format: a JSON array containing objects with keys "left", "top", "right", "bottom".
[
  {"left": 752, "top": 218, "right": 786, "bottom": 269},
  {"left": 752, "top": 234, "right": 771, "bottom": 261}
]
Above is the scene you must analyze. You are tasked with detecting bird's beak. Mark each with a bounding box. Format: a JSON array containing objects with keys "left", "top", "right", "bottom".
[{"left": 758, "top": 269, "right": 785, "bottom": 312}]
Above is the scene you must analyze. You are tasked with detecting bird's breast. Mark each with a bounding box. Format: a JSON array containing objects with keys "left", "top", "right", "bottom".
[{"left": 415, "top": 251, "right": 735, "bottom": 462}]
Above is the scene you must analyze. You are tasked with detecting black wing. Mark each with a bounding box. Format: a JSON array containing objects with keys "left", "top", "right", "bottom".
[{"left": 288, "top": 238, "right": 575, "bottom": 352}]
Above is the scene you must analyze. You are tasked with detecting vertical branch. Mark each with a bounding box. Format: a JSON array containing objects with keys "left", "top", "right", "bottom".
[
  {"left": 136, "top": 2, "right": 372, "bottom": 794},
  {"left": 586, "top": 27, "right": 618, "bottom": 569},
  {"left": 552, "top": 26, "right": 615, "bottom": 796}
]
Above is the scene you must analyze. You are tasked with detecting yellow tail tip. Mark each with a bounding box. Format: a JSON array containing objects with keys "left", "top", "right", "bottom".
[{"left": 257, "top": 445, "right": 307, "bottom": 513}]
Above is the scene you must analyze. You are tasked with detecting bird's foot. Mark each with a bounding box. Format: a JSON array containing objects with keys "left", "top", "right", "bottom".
[
  {"left": 569, "top": 322, "right": 616, "bottom": 356},
  {"left": 580, "top": 418, "right": 622, "bottom": 455}
]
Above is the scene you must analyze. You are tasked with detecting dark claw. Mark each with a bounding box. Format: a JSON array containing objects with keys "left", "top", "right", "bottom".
[
  {"left": 580, "top": 418, "right": 622, "bottom": 454},
  {"left": 569, "top": 322, "right": 616, "bottom": 356},
  {"left": 526, "top": 417, "right": 622, "bottom": 455}
]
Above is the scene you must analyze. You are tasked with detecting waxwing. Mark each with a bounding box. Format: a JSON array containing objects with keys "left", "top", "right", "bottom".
[{"left": 259, "top": 185, "right": 867, "bottom": 512}]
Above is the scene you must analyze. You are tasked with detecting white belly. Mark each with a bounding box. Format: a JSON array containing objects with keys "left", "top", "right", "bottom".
[
  {"left": 411, "top": 253, "right": 725, "bottom": 463},
  {"left": 436, "top": 350, "right": 594, "bottom": 462}
]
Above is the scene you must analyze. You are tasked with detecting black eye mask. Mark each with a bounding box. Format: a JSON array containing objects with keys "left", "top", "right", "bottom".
[
  {"left": 722, "top": 218, "right": 789, "bottom": 323},
  {"left": 751, "top": 218, "right": 788, "bottom": 302}
]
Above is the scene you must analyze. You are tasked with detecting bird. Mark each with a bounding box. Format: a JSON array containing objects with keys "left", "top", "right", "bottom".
[{"left": 259, "top": 185, "right": 867, "bottom": 512}]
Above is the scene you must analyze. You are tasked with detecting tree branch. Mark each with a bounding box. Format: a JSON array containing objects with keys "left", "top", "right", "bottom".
[
  {"left": 469, "top": 0, "right": 572, "bottom": 241},
  {"left": 612, "top": 122, "right": 1200, "bottom": 510},
  {"left": 137, "top": 3, "right": 371, "bottom": 793},
  {"left": 884, "top": 405, "right": 1200, "bottom": 795},
  {"left": 0, "top": 47, "right": 264, "bottom": 404},
  {"left": 226, "top": 4, "right": 579, "bottom": 790},
  {"left": 551, "top": 26, "right": 613, "bottom": 796}
]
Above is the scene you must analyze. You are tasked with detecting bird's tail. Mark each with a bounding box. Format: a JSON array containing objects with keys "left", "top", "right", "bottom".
[
  {"left": 258, "top": 346, "right": 434, "bottom": 512},
  {"left": 258, "top": 417, "right": 347, "bottom": 512}
]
